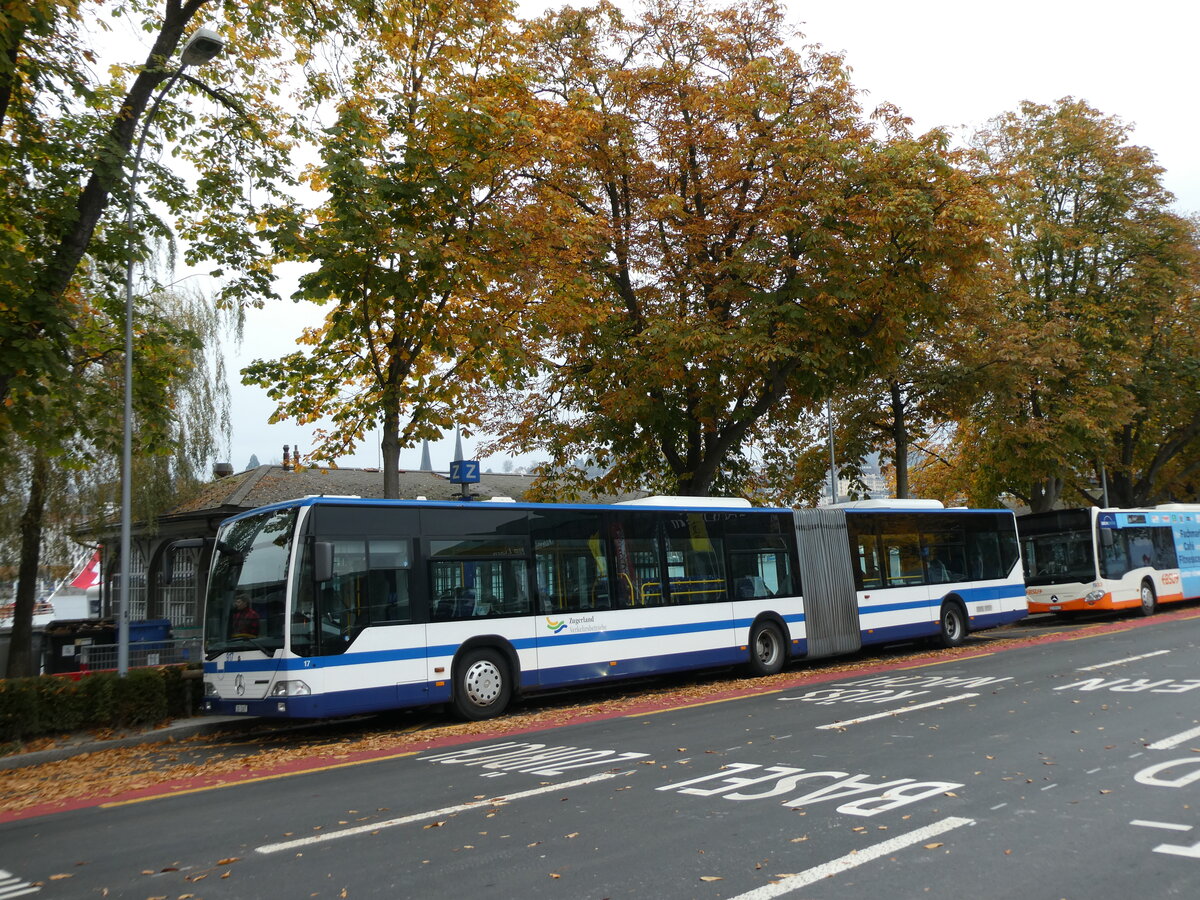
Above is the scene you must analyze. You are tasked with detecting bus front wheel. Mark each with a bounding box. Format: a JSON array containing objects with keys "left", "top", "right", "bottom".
[
  {"left": 453, "top": 649, "right": 512, "bottom": 720},
  {"left": 748, "top": 621, "right": 786, "bottom": 676},
  {"left": 1138, "top": 581, "right": 1157, "bottom": 617},
  {"left": 935, "top": 602, "right": 967, "bottom": 648}
]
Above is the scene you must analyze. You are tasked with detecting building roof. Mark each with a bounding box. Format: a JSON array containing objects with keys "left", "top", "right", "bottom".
[
  {"left": 85, "top": 464, "right": 646, "bottom": 540},
  {"left": 167, "top": 464, "right": 541, "bottom": 521}
]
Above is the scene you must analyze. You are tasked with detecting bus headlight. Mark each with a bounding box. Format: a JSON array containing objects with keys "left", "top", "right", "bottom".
[
  {"left": 1085, "top": 589, "right": 1105, "bottom": 604},
  {"left": 270, "top": 680, "right": 312, "bottom": 697},
  {"left": 204, "top": 681, "right": 218, "bottom": 697}
]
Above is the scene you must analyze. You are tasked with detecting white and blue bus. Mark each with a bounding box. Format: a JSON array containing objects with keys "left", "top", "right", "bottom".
[{"left": 198, "top": 496, "right": 1025, "bottom": 720}]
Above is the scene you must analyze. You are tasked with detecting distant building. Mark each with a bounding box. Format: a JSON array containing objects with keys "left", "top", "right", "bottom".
[{"left": 91, "top": 461, "right": 543, "bottom": 637}]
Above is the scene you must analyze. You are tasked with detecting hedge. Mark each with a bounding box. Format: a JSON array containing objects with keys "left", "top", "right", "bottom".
[{"left": 0, "top": 665, "right": 204, "bottom": 746}]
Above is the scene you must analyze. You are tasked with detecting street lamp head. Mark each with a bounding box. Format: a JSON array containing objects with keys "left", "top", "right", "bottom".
[{"left": 180, "top": 27, "right": 225, "bottom": 68}]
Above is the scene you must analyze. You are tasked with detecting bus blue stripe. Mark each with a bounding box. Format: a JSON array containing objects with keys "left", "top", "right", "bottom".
[
  {"left": 531, "top": 618, "right": 735, "bottom": 647},
  {"left": 203, "top": 593, "right": 1026, "bottom": 678},
  {"left": 202, "top": 588, "right": 1024, "bottom": 676}
]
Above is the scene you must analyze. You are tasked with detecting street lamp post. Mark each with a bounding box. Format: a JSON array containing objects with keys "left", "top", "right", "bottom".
[
  {"left": 826, "top": 398, "right": 837, "bottom": 506},
  {"left": 117, "top": 27, "right": 226, "bottom": 677}
]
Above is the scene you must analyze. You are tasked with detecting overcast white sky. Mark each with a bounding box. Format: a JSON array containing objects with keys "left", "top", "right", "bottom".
[{"left": 221, "top": 0, "right": 1200, "bottom": 473}]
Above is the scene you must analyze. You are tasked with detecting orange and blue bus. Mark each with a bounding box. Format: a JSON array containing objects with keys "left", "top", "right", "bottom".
[{"left": 1020, "top": 505, "right": 1200, "bottom": 616}]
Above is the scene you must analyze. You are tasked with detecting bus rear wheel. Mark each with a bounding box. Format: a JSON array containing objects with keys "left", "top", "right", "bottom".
[
  {"left": 453, "top": 649, "right": 512, "bottom": 721},
  {"left": 935, "top": 602, "right": 967, "bottom": 648},
  {"left": 748, "top": 621, "right": 786, "bottom": 676},
  {"left": 1138, "top": 581, "right": 1157, "bottom": 617}
]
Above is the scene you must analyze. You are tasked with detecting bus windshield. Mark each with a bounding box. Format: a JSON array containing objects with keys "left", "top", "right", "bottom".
[
  {"left": 1019, "top": 510, "right": 1097, "bottom": 585},
  {"left": 204, "top": 506, "right": 297, "bottom": 659}
]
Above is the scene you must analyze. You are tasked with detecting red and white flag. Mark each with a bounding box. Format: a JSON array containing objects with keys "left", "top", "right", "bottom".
[{"left": 70, "top": 550, "right": 102, "bottom": 590}]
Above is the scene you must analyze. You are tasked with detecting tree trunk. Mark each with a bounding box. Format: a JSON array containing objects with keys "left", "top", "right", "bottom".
[
  {"left": 5, "top": 448, "right": 49, "bottom": 678},
  {"left": 889, "top": 381, "right": 910, "bottom": 499},
  {"left": 1, "top": 0, "right": 209, "bottom": 406},
  {"left": 0, "top": 20, "right": 25, "bottom": 133},
  {"left": 1029, "top": 475, "right": 1064, "bottom": 513},
  {"left": 381, "top": 407, "right": 401, "bottom": 500}
]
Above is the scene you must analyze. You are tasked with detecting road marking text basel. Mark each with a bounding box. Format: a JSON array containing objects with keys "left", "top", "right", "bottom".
[{"left": 657, "top": 763, "right": 961, "bottom": 817}]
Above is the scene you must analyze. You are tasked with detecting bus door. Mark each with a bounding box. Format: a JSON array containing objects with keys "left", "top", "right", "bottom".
[{"left": 793, "top": 509, "right": 861, "bottom": 658}]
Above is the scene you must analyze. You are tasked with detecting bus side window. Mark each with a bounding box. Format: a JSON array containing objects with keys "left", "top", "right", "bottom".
[
  {"left": 662, "top": 513, "right": 726, "bottom": 605},
  {"left": 1152, "top": 527, "right": 1179, "bottom": 568},
  {"left": 367, "top": 539, "right": 412, "bottom": 624},
  {"left": 428, "top": 543, "right": 531, "bottom": 621},
  {"left": 920, "top": 523, "right": 966, "bottom": 584},
  {"left": 879, "top": 518, "right": 922, "bottom": 586},
  {"left": 531, "top": 510, "right": 609, "bottom": 613},
  {"left": 851, "top": 532, "right": 884, "bottom": 590},
  {"left": 607, "top": 512, "right": 662, "bottom": 608},
  {"left": 727, "top": 550, "right": 789, "bottom": 599},
  {"left": 724, "top": 512, "right": 796, "bottom": 598}
]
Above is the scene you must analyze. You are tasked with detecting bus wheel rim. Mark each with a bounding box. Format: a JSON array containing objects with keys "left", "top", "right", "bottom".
[
  {"left": 945, "top": 609, "right": 961, "bottom": 639},
  {"left": 464, "top": 660, "right": 502, "bottom": 705},
  {"left": 756, "top": 631, "right": 778, "bottom": 666}
]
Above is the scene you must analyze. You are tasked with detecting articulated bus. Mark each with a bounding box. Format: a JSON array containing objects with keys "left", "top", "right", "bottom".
[
  {"left": 1019, "top": 505, "right": 1200, "bottom": 616},
  {"left": 199, "top": 496, "right": 1025, "bottom": 721}
]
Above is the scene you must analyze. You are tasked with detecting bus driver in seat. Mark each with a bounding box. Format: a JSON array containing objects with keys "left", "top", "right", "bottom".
[{"left": 231, "top": 594, "right": 260, "bottom": 638}]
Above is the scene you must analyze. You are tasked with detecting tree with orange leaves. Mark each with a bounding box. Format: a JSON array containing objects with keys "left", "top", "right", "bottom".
[{"left": 487, "top": 0, "right": 1001, "bottom": 499}]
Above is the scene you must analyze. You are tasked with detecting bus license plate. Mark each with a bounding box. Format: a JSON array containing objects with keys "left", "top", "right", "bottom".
[{"left": 235, "top": 704, "right": 248, "bottom": 713}]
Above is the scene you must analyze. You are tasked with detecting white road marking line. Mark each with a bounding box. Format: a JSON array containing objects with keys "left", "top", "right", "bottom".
[
  {"left": 815, "top": 694, "right": 979, "bottom": 730},
  {"left": 0, "top": 869, "right": 40, "bottom": 899},
  {"left": 1086, "top": 767, "right": 1102, "bottom": 774},
  {"left": 990, "top": 803, "right": 1008, "bottom": 811},
  {"left": 723, "top": 816, "right": 975, "bottom": 900},
  {"left": 256, "top": 771, "right": 626, "bottom": 854},
  {"left": 1076, "top": 650, "right": 1170, "bottom": 671},
  {"left": 1154, "top": 838, "right": 1200, "bottom": 859},
  {"left": 1131, "top": 819, "right": 1193, "bottom": 832},
  {"left": 1147, "top": 724, "right": 1200, "bottom": 751},
  {"left": 1041, "top": 783, "right": 1058, "bottom": 791}
]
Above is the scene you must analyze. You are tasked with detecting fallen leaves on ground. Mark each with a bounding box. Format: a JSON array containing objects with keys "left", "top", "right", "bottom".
[{"left": 0, "top": 627, "right": 1054, "bottom": 816}]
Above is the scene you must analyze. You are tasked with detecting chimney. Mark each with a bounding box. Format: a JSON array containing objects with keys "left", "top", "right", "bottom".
[
  {"left": 213, "top": 462, "right": 234, "bottom": 478},
  {"left": 283, "top": 444, "right": 290, "bottom": 468}
]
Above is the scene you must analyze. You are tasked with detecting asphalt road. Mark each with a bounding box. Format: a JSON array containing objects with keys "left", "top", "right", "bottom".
[{"left": 4, "top": 610, "right": 1200, "bottom": 899}]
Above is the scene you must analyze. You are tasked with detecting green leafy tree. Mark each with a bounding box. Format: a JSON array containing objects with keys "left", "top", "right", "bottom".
[
  {"left": 1, "top": 284, "right": 229, "bottom": 677},
  {"left": 0, "top": 0, "right": 309, "bottom": 424},
  {"left": 244, "top": 0, "right": 540, "bottom": 498},
  {"left": 1104, "top": 214, "right": 1200, "bottom": 505},
  {"left": 0, "top": 0, "right": 292, "bottom": 675},
  {"left": 966, "top": 98, "right": 1200, "bottom": 511}
]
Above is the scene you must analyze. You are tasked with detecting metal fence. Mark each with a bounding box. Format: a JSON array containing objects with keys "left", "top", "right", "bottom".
[{"left": 66, "top": 638, "right": 203, "bottom": 673}]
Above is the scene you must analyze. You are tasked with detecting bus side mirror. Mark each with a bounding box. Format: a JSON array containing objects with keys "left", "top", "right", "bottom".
[
  {"left": 162, "top": 538, "right": 206, "bottom": 585},
  {"left": 314, "top": 541, "right": 334, "bottom": 583}
]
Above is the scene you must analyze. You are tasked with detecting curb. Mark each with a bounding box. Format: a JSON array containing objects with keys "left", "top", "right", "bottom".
[{"left": 0, "top": 716, "right": 259, "bottom": 771}]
